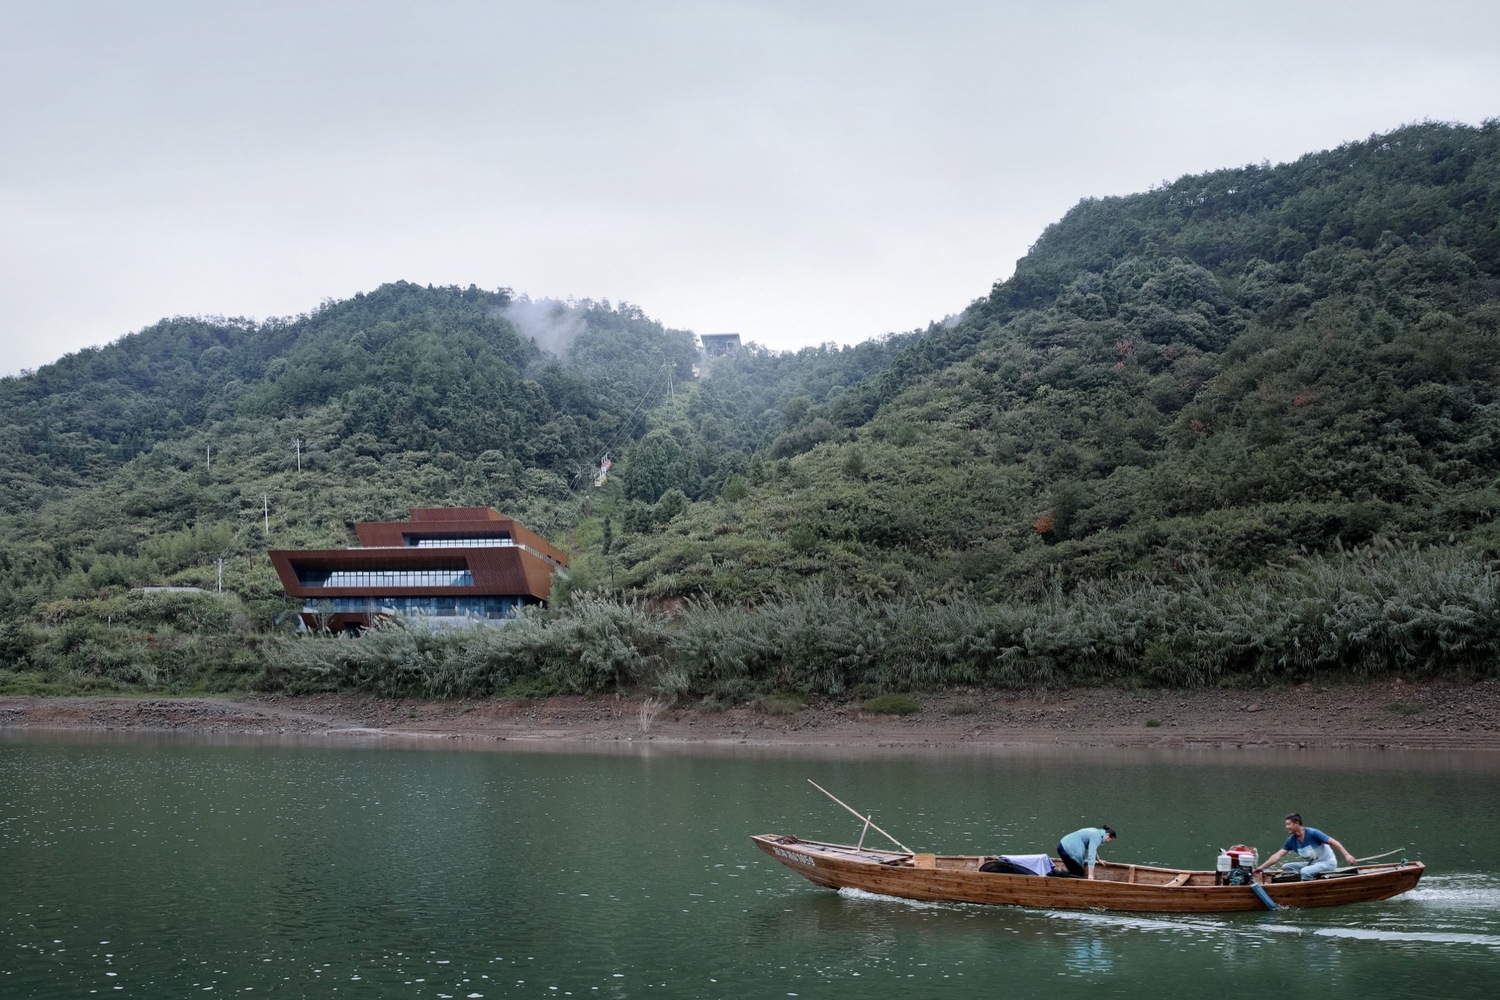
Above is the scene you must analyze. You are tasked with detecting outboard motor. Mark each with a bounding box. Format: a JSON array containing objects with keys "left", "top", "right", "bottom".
[{"left": 1216, "top": 845, "right": 1258, "bottom": 885}]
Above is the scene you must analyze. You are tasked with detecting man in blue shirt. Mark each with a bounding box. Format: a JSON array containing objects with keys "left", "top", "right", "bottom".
[
  {"left": 1057, "top": 825, "right": 1116, "bottom": 879},
  {"left": 1255, "top": 812, "right": 1357, "bottom": 880}
]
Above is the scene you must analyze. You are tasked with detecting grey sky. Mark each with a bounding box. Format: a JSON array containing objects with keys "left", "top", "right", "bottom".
[{"left": 2, "top": 1, "right": 1496, "bottom": 375}]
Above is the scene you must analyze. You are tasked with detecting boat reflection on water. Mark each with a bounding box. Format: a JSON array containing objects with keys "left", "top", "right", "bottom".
[{"left": 1063, "top": 932, "right": 1114, "bottom": 976}]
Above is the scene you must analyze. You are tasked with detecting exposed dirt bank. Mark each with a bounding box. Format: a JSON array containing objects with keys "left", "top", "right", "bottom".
[{"left": 4, "top": 679, "right": 1499, "bottom": 751}]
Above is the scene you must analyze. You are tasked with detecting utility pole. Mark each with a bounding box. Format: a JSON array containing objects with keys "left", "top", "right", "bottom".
[
  {"left": 295, "top": 437, "right": 301, "bottom": 472},
  {"left": 263, "top": 494, "right": 269, "bottom": 535},
  {"left": 217, "top": 558, "right": 224, "bottom": 593},
  {"left": 206, "top": 444, "right": 211, "bottom": 472}
]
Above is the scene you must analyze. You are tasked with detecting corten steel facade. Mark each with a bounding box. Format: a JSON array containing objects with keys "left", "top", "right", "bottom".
[{"left": 268, "top": 507, "right": 568, "bottom": 633}]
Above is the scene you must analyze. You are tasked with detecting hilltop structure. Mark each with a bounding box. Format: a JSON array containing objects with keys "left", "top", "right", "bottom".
[
  {"left": 268, "top": 507, "right": 568, "bottom": 633},
  {"left": 699, "top": 333, "right": 741, "bottom": 357}
]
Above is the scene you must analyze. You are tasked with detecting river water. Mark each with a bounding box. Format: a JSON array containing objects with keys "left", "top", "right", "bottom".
[{"left": 2, "top": 733, "right": 1497, "bottom": 998}]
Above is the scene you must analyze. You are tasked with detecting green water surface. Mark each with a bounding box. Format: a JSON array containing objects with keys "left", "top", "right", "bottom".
[{"left": 2, "top": 734, "right": 1497, "bottom": 998}]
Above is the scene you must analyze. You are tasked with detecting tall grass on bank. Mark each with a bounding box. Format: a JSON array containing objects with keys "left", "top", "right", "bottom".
[
  {"left": 9, "top": 544, "right": 1495, "bottom": 699},
  {"left": 0, "top": 590, "right": 263, "bottom": 694},
  {"left": 258, "top": 544, "right": 1500, "bottom": 700},
  {"left": 270, "top": 596, "right": 675, "bottom": 698}
]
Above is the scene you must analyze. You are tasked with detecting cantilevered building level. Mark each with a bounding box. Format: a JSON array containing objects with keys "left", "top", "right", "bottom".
[{"left": 269, "top": 507, "right": 568, "bottom": 633}]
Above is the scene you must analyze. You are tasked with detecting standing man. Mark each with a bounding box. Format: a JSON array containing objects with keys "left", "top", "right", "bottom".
[
  {"left": 1256, "top": 812, "right": 1357, "bottom": 880},
  {"left": 1057, "top": 825, "right": 1116, "bottom": 879}
]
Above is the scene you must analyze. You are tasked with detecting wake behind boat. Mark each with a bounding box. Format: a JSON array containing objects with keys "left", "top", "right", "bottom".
[{"left": 750, "top": 833, "right": 1425, "bottom": 913}]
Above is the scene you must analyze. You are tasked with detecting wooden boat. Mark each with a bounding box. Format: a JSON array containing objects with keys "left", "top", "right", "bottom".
[{"left": 751, "top": 834, "right": 1424, "bottom": 913}]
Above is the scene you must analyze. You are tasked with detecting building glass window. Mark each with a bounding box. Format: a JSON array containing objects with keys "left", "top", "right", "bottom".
[
  {"left": 303, "top": 596, "right": 528, "bottom": 620},
  {"left": 298, "top": 568, "right": 474, "bottom": 588},
  {"left": 408, "top": 537, "right": 514, "bottom": 548}
]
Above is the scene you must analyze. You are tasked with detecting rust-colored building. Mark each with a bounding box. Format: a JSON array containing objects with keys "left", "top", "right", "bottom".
[{"left": 269, "top": 507, "right": 568, "bottom": 633}]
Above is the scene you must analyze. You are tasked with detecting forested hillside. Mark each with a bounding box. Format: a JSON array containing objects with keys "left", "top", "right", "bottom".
[
  {"left": 2, "top": 120, "right": 1497, "bottom": 700},
  {"left": 616, "top": 120, "right": 1500, "bottom": 599}
]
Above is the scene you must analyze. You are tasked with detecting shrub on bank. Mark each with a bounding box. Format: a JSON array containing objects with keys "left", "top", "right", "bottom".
[
  {"left": 860, "top": 694, "right": 920, "bottom": 715},
  {"left": 10, "top": 543, "right": 1499, "bottom": 700}
]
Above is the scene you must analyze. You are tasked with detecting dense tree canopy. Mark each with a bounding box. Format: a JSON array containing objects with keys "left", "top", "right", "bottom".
[{"left": 3, "top": 120, "right": 1498, "bottom": 697}]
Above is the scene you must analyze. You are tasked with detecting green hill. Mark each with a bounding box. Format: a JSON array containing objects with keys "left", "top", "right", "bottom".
[
  {"left": 609, "top": 122, "right": 1500, "bottom": 596},
  {"left": 3, "top": 120, "right": 1497, "bottom": 699}
]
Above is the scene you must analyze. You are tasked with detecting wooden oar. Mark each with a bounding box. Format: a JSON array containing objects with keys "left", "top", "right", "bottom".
[
  {"left": 807, "top": 779, "right": 914, "bottom": 854},
  {"left": 1327, "top": 848, "right": 1406, "bottom": 874},
  {"left": 1268, "top": 847, "right": 1404, "bottom": 875}
]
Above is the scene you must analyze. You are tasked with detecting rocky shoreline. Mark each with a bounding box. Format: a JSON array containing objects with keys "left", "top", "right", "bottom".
[{"left": 4, "top": 678, "right": 1499, "bottom": 751}]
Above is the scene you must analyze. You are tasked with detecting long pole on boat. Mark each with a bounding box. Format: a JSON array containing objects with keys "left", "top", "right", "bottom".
[
  {"left": 1349, "top": 848, "right": 1404, "bottom": 864},
  {"left": 807, "top": 780, "right": 914, "bottom": 854}
]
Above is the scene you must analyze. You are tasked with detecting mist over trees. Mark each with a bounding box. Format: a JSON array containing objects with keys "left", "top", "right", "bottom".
[{"left": 3, "top": 120, "right": 1498, "bottom": 698}]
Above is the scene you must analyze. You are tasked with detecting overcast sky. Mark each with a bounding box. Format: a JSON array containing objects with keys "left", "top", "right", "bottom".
[{"left": 2, "top": 1, "right": 1496, "bottom": 376}]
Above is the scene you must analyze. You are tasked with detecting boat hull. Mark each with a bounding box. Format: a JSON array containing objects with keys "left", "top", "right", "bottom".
[{"left": 751, "top": 834, "right": 1424, "bottom": 913}]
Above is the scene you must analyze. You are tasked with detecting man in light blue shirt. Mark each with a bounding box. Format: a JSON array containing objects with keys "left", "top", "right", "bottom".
[
  {"left": 1057, "top": 825, "right": 1116, "bottom": 879},
  {"left": 1255, "top": 812, "right": 1357, "bottom": 880}
]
